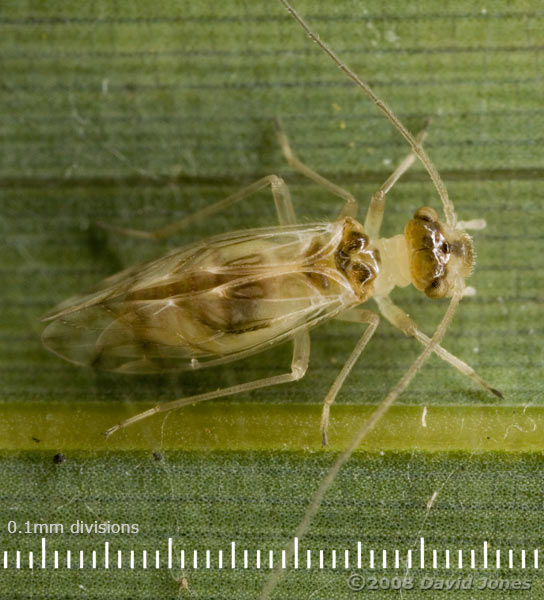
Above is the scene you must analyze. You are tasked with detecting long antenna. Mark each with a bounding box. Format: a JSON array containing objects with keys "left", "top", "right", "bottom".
[{"left": 279, "top": 0, "right": 457, "bottom": 228}]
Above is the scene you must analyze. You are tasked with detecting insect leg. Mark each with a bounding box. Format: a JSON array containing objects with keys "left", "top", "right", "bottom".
[
  {"left": 375, "top": 295, "right": 502, "bottom": 398},
  {"left": 98, "top": 174, "right": 297, "bottom": 240},
  {"left": 275, "top": 119, "right": 358, "bottom": 219},
  {"left": 321, "top": 308, "right": 379, "bottom": 445},
  {"left": 364, "top": 126, "right": 428, "bottom": 239},
  {"left": 103, "top": 331, "right": 310, "bottom": 438}
]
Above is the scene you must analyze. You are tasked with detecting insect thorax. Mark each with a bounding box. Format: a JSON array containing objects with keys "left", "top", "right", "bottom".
[{"left": 332, "top": 217, "right": 380, "bottom": 302}]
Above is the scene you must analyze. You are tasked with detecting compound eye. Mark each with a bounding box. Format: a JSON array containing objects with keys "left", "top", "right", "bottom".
[
  {"left": 425, "top": 277, "right": 449, "bottom": 298},
  {"left": 414, "top": 206, "right": 438, "bottom": 222}
]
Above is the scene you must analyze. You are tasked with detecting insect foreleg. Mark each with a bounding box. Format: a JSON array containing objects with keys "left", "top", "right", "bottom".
[
  {"left": 364, "top": 126, "right": 428, "bottom": 239},
  {"left": 375, "top": 296, "right": 502, "bottom": 398},
  {"left": 275, "top": 119, "right": 358, "bottom": 219},
  {"left": 98, "top": 174, "right": 297, "bottom": 240},
  {"left": 321, "top": 309, "right": 379, "bottom": 445},
  {"left": 103, "top": 331, "right": 310, "bottom": 439}
]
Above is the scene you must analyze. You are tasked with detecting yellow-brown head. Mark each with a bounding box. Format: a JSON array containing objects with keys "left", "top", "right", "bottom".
[{"left": 405, "top": 206, "right": 474, "bottom": 298}]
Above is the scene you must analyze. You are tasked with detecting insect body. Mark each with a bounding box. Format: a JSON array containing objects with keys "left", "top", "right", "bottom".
[
  {"left": 42, "top": 126, "right": 495, "bottom": 442},
  {"left": 42, "top": 0, "right": 499, "bottom": 443}
]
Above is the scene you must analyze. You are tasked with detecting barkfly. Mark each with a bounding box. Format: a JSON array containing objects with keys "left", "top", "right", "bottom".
[{"left": 41, "top": 1, "right": 500, "bottom": 446}]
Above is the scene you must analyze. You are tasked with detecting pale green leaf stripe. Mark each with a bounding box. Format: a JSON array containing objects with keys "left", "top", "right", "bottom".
[{"left": 1, "top": 402, "right": 542, "bottom": 451}]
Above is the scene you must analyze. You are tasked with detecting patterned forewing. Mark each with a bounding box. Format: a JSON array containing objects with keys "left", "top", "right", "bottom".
[{"left": 42, "top": 223, "right": 356, "bottom": 373}]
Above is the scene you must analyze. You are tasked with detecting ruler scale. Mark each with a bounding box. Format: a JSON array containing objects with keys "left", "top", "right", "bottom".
[{"left": 0, "top": 537, "right": 539, "bottom": 571}]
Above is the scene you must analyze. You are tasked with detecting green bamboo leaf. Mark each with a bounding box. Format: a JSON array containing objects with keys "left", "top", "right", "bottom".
[{"left": 0, "top": 0, "right": 542, "bottom": 597}]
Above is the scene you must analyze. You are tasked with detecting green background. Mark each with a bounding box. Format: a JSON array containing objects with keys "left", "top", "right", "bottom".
[{"left": 1, "top": 0, "right": 543, "bottom": 598}]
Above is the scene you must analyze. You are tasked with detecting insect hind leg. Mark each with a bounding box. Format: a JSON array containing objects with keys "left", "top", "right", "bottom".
[
  {"left": 103, "top": 331, "right": 310, "bottom": 439},
  {"left": 98, "top": 174, "right": 297, "bottom": 240}
]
